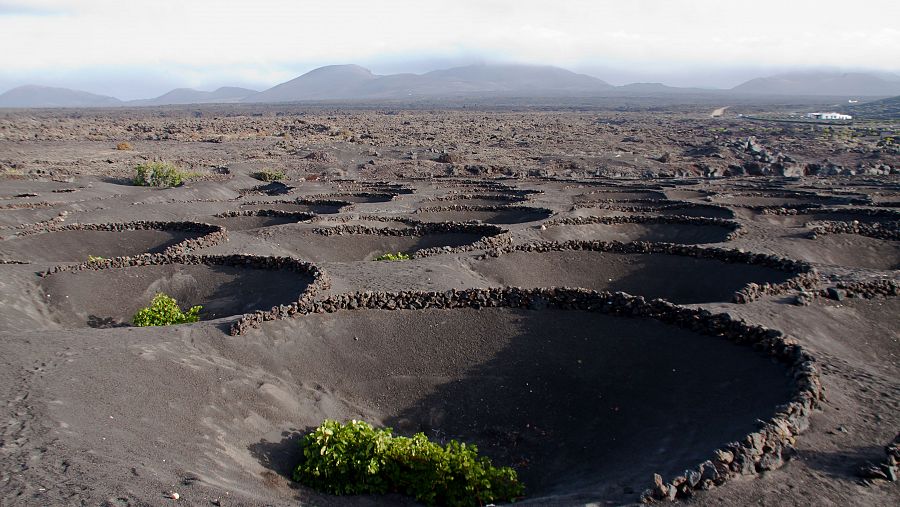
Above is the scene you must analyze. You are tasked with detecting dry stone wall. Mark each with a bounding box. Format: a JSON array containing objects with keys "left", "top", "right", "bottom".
[
  {"left": 544, "top": 215, "right": 744, "bottom": 240},
  {"left": 14, "top": 221, "right": 227, "bottom": 255},
  {"left": 478, "top": 240, "right": 817, "bottom": 303},
  {"left": 229, "top": 286, "right": 824, "bottom": 502}
]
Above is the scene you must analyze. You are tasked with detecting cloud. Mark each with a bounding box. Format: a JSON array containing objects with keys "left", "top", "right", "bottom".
[
  {"left": 0, "top": 1, "right": 72, "bottom": 16},
  {"left": 1, "top": 0, "right": 898, "bottom": 97}
]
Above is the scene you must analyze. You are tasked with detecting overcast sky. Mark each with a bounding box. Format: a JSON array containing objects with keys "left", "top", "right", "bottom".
[{"left": 2, "top": 0, "right": 899, "bottom": 99}]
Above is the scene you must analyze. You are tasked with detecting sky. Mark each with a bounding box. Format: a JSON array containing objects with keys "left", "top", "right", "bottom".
[{"left": 1, "top": 0, "right": 899, "bottom": 99}]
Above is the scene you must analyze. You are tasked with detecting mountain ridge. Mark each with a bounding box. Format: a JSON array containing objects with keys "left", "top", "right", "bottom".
[
  {"left": 731, "top": 71, "right": 900, "bottom": 97},
  {"left": 0, "top": 84, "right": 123, "bottom": 108},
  {"left": 4, "top": 66, "right": 900, "bottom": 107}
]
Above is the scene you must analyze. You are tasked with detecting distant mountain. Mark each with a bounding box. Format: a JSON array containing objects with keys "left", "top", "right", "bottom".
[
  {"left": 843, "top": 95, "right": 900, "bottom": 120},
  {"left": 133, "top": 86, "right": 257, "bottom": 106},
  {"left": 246, "top": 65, "right": 378, "bottom": 103},
  {"left": 616, "top": 82, "right": 715, "bottom": 94},
  {"left": 731, "top": 72, "right": 900, "bottom": 97},
  {"left": 245, "top": 63, "right": 614, "bottom": 102},
  {"left": 0, "top": 85, "right": 122, "bottom": 108},
  {"left": 8, "top": 66, "right": 900, "bottom": 107},
  {"left": 417, "top": 64, "right": 613, "bottom": 95}
]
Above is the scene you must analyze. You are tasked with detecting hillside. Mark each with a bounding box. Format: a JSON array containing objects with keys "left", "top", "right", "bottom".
[
  {"left": 0, "top": 85, "right": 122, "bottom": 108},
  {"left": 133, "top": 86, "right": 257, "bottom": 106},
  {"left": 732, "top": 72, "right": 900, "bottom": 97},
  {"left": 843, "top": 95, "right": 900, "bottom": 120},
  {"left": 245, "top": 63, "right": 614, "bottom": 102}
]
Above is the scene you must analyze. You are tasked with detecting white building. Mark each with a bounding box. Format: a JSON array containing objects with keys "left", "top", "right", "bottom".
[{"left": 806, "top": 112, "right": 853, "bottom": 120}]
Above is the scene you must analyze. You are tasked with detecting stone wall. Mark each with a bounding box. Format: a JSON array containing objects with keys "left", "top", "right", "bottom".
[
  {"left": 229, "top": 286, "right": 824, "bottom": 502},
  {"left": 574, "top": 200, "right": 732, "bottom": 216},
  {"left": 214, "top": 209, "right": 316, "bottom": 221},
  {"left": 859, "top": 433, "right": 900, "bottom": 483},
  {"left": 15, "top": 221, "right": 227, "bottom": 255},
  {"left": 477, "top": 240, "right": 817, "bottom": 303},
  {"left": 414, "top": 204, "right": 553, "bottom": 216},
  {"left": 241, "top": 198, "right": 352, "bottom": 209},
  {"left": 808, "top": 220, "right": 900, "bottom": 241},
  {"left": 543, "top": 214, "right": 743, "bottom": 240},
  {"left": 425, "top": 193, "right": 526, "bottom": 203},
  {"left": 806, "top": 280, "right": 900, "bottom": 302},
  {"left": 761, "top": 207, "right": 900, "bottom": 219},
  {"left": 41, "top": 253, "right": 330, "bottom": 323}
]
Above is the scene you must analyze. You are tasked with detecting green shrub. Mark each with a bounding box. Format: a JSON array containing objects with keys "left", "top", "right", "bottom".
[
  {"left": 251, "top": 169, "right": 285, "bottom": 182},
  {"left": 133, "top": 162, "right": 187, "bottom": 187},
  {"left": 373, "top": 252, "right": 411, "bottom": 262},
  {"left": 294, "top": 420, "right": 523, "bottom": 506},
  {"left": 87, "top": 255, "right": 106, "bottom": 263},
  {"left": 132, "top": 293, "right": 201, "bottom": 327}
]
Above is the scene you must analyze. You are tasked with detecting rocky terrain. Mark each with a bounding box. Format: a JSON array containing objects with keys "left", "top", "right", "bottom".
[
  {"left": 0, "top": 104, "right": 897, "bottom": 506},
  {"left": 0, "top": 104, "right": 897, "bottom": 183}
]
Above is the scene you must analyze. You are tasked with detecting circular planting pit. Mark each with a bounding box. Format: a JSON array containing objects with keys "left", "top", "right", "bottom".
[
  {"left": 313, "top": 215, "right": 417, "bottom": 230},
  {"left": 210, "top": 210, "right": 314, "bottom": 232},
  {"left": 473, "top": 245, "right": 801, "bottom": 304},
  {"left": 269, "top": 223, "right": 505, "bottom": 262},
  {"left": 243, "top": 289, "right": 809, "bottom": 504},
  {"left": 573, "top": 189, "right": 668, "bottom": 203},
  {"left": 0, "top": 222, "right": 222, "bottom": 263},
  {"left": 711, "top": 191, "right": 856, "bottom": 209},
  {"left": 423, "top": 193, "right": 527, "bottom": 208},
  {"left": 304, "top": 192, "right": 396, "bottom": 204},
  {"left": 575, "top": 200, "right": 735, "bottom": 219},
  {"left": 415, "top": 205, "right": 552, "bottom": 225},
  {"left": 663, "top": 188, "right": 713, "bottom": 200},
  {"left": 40, "top": 255, "right": 321, "bottom": 329},
  {"left": 540, "top": 217, "right": 738, "bottom": 245},
  {"left": 789, "top": 234, "right": 900, "bottom": 270},
  {"left": 650, "top": 203, "right": 735, "bottom": 219},
  {"left": 757, "top": 208, "right": 900, "bottom": 227},
  {"left": 242, "top": 200, "right": 347, "bottom": 215},
  {"left": 424, "top": 197, "right": 522, "bottom": 208}
]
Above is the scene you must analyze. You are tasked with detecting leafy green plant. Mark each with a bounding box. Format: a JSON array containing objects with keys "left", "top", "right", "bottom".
[
  {"left": 133, "top": 162, "right": 188, "bottom": 187},
  {"left": 132, "top": 293, "right": 201, "bottom": 327},
  {"left": 87, "top": 255, "right": 106, "bottom": 263},
  {"left": 251, "top": 169, "right": 285, "bottom": 182},
  {"left": 373, "top": 252, "right": 411, "bottom": 261},
  {"left": 294, "top": 420, "right": 523, "bottom": 506}
]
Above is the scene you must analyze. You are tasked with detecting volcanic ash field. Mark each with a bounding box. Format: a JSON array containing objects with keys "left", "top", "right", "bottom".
[{"left": 0, "top": 110, "right": 898, "bottom": 506}]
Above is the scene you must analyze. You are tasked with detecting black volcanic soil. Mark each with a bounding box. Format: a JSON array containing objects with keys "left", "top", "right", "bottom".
[
  {"left": 539, "top": 221, "right": 734, "bottom": 244},
  {"left": 0, "top": 305, "right": 794, "bottom": 506},
  {"left": 254, "top": 308, "right": 793, "bottom": 504},
  {"left": 654, "top": 204, "right": 735, "bottom": 219},
  {"left": 779, "top": 234, "right": 900, "bottom": 270},
  {"left": 573, "top": 189, "right": 667, "bottom": 202},
  {"left": 0, "top": 106, "right": 898, "bottom": 507},
  {"left": 207, "top": 215, "right": 304, "bottom": 231},
  {"left": 242, "top": 202, "right": 345, "bottom": 214},
  {"left": 268, "top": 230, "right": 487, "bottom": 262},
  {"left": 39, "top": 263, "right": 313, "bottom": 328},
  {"left": 415, "top": 207, "right": 552, "bottom": 225},
  {"left": 0, "top": 229, "right": 199, "bottom": 262},
  {"left": 473, "top": 250, "right": 791, "bottom": 303}
]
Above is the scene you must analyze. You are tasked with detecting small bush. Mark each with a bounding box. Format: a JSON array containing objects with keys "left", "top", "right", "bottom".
[
  {"left": 294, "top": 420, "right": 523, "bottom": 506},
  {"left": 132, "top": 293, "right": 201, "bottom": 327},
  {"left": 251, "top": 169, "right": 285, "bottom": 182},
  {"left": 133, "top": 162, "right": 187, "bottom": 187},
  {"left": 87, "top": 255, "right": 106, "bottom": 263},
  {"left": 373, "top": 252, "right": 411, "bottom": 261},
  {"left": 116, "top": 142, "right": 132, "bottom": 151}
]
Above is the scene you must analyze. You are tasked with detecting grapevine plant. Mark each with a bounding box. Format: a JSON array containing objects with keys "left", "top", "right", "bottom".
[
  {"left": 132, "top": 293, "right": 202, "bottom": 327},
  {"left": 294, "top": 419, "right": 524, "bottom": 506}
]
